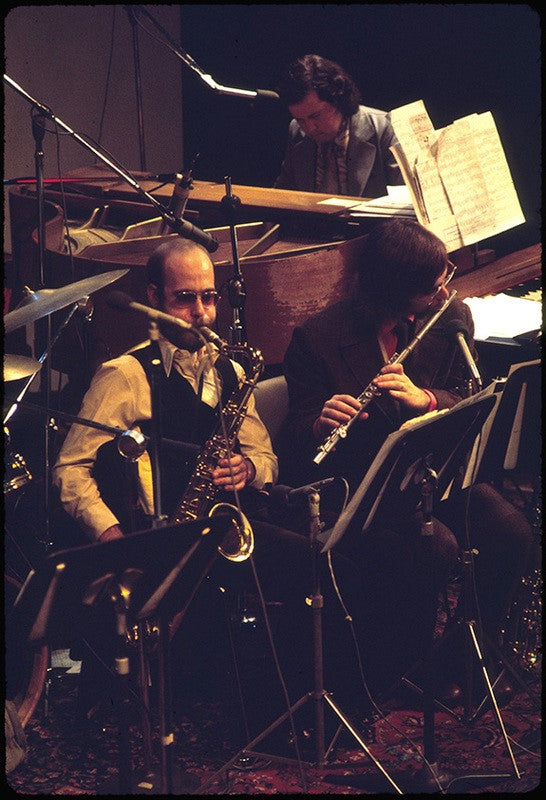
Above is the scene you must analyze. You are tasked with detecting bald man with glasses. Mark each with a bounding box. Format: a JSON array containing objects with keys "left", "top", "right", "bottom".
[{"left": 52, "top": 237, "right": 371, "bottom": 727}]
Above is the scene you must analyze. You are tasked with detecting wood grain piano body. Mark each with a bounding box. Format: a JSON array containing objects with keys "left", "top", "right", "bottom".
[
  {"left": 9, "top": 185, "right": 364, "bottom": 372},
  {"left": 8, "top": 169, "right": 541, "bottom": 378},
  {"left": 451, "top": 243, "right": 541, "bottom": 299}
]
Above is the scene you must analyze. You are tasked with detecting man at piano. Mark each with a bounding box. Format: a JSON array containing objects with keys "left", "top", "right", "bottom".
[
  {"left": 280, "top": 218, "right": 532, "bottom": 703},
  {"left": 274, "top": 54, "right": 404, "bottom": 198},
  {"left": 51, "top": 237, "right": 367, "bottom": 725}
]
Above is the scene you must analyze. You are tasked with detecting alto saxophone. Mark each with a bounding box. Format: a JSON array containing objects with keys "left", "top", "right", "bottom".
[{"left": 170, "top": 340, "right": 264, "bottom": 562}]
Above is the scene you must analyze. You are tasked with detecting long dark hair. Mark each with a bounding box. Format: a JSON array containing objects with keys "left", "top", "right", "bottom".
[
  {"left": 356, "top": 219, "right": 448, "bottom": 321},
  {"left": 278, "top": 54, "right": 361, "bottom": 117}
]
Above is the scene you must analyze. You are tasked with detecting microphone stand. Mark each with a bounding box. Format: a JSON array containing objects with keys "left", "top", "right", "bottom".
[
  {"left": 142, "top": 322, "right": 200, "bottom": 794},
  {"left": 128, "top": 6, "right": 279, "bottom": 102},
  {"left": 143, "top": 322, "right": 172, "bottom": 791},
  {"left": 3, "top": 74, "right": 218, "bottom": 254},
  {"left": 221, "top": 176, "right": 247, "bottom": 346},
  {"left": 198, "top": 483, "right": 403, "bottom": 794},
  {"left": 125, "top": 6, "right": 147, "bottom": 171},
  {"left": 412, "top": 460, "right": 452, "bottom": 792},
  {"left": 147, "top": 322, "right": 168, "bottom": 530}
]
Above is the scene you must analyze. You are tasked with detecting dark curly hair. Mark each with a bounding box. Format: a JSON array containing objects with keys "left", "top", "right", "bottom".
[
  {"left": 356, "top": 219, "right": 449, "bottom": 321},
  {"left": 277, "top": 54, "right": 361, "bottom": 117}
]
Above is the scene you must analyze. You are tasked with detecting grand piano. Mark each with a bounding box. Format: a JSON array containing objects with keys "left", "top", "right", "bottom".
[{"left": 7, "top": 165, "right": 541, "bottom": 387}]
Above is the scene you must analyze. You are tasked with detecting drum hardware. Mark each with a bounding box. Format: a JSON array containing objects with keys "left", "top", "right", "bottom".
[
  {"left": 3, "top": 267, "right": 132, "bottom": 558},
  {"left": 4, "top": 426, "right": 32, "bottom": 495}
]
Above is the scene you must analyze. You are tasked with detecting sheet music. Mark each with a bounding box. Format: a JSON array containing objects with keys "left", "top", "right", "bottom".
[
  {"left": 321, "top": 408, "right": 451, "bottom": 552},
  {"left": 348, "top": 184, "right": 417, "bottom": 218},
  {"left": 463, "top": 293, "right": 542, "bottom": 340},
  {"left": 390, "top": 100, "right": 435, "bottom": 168},
  {"left": 436, "top": 112, "right": 526, "bottom": 244},
  {"left": 389, "top": 100, "right": 526, "bottom": 252}
]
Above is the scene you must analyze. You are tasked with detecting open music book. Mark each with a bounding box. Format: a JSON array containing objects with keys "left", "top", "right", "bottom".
[{"left": 389, "top": 100, "right": 525, "bottom": 252}]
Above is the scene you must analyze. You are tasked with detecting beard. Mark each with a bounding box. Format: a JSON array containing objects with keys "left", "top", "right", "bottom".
[{"left": 157, "top": 319, "right": 203, "bottom": 352}]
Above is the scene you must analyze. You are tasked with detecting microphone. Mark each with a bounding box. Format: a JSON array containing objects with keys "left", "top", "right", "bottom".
[
  {"left": 107, "top": 291, "right": 222, "bottom": 346},
  {"left": 255, "top": 89, "right": 280, "bottom": 101},
  {"left": 162, "top": 212, "right": 219, "bottom": 253},
  {"left": 445, "top": 318, "right": 483, "bottom": 390},
  {"left": 269, "top": 478, "right": 337, "bottom": 505}
]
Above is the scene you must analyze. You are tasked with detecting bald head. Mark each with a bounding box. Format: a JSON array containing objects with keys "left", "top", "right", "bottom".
[{"left": 146, "top": 239, "right": 218, "bottom": 351}]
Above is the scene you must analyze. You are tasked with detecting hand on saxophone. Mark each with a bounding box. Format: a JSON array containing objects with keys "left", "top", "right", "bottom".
[
  {"left": 212, "top": 453, "right": 255, "bottom": 492},
  {"left": 312, "top": 394, "right": 370, "bottom": 440},
  {"left": 373, "top": 363, "right": 431, "bottom": 413}
]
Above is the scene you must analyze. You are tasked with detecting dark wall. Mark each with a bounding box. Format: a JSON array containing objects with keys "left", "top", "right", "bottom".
[{"left": 179, "top": 4, "right": 541, "bottom": 257}]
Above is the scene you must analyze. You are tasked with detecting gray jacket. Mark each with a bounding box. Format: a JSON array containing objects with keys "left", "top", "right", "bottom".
[{"left": 274, "top": 104, "right": 403, "bottom": 198}]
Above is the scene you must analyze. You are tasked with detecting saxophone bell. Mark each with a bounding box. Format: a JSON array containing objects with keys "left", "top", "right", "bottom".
[{"left": 209, "top": 502, "right": 255, "bottom": 562}]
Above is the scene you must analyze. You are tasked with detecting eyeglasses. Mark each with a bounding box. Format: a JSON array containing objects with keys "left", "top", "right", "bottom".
[
  {"left": 171, "top": 289, "right": 220, "bottom": 306},
  {"left": 427, "top": 262, "right": 457, "bottom": 304}
]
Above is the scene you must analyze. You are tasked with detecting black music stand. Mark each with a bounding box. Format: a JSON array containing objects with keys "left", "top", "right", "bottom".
[
  {"left": 457, "top": 359, "right": 542, "bottom": 719},
  {"left": 319, "top": 391, "right": 522, "bottom": 793},
  {"left": 474, "top": 359, "right": 541, "bottom": 491},
  {"left": 198, "top": 483, "right": 405, "bottom": 796},
  {"left": 8, "top": 516, "right": 231, "bottom": 795}
]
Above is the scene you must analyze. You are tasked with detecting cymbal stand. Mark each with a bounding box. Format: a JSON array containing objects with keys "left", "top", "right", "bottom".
[
  {"left": 4, "top": 299, "right": 80, "bottom": 554},
  {"left": 4, "top": 304, "right": 79, "bottom": 430},
  {"left": 31, "top": 108, "right": 54, "bottom": 550},
  {"left": 198, "top": 486, "right": 403, "bottom": 794},
  {"left": 221, "top": 176, "right": 247, "bottom": 347}
]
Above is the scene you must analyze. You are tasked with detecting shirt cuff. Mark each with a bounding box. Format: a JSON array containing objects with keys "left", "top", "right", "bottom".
[
  {"left": 423, "top": 389, "right": 438, "bottom": 413},
  {"left": 80, "top": 502, "right": 120, "bottom": 543}
]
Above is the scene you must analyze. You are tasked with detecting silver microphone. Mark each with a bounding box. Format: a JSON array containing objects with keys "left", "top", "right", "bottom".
[
  {"left": 445, "top": 318, "right": 482, "bottom": 390},
  {"left": 107, "top": 290, "right": 222, "bottom": 345}
]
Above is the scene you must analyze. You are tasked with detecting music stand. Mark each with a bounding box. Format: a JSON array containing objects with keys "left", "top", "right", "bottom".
[
  {"left": 198, "top": 483, "right": 405, "bottom": 796},
  {"left": 473, "top": 359, "right": 541, "bottom": 490},
  {"left": 8, "top": 515, "right": 232, "bottom": 795},
  {"left": 319, "top": 391, "right": 521, "bottom": 792},
  {"left": 456, "top": 359, "right": 542, "bottom": 719}
]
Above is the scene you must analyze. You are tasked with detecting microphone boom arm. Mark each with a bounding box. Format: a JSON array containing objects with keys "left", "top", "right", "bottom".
[
  {"left": 128, "top": 6, "right": 278, "bottom": 100},
  {"left": 3, "top": 73, "right": 218, "bottom": 253}
]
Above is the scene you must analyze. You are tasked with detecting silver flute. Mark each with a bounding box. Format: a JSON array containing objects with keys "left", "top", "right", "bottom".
[{"left": 313, "top": 289, "right": 458, "bottom": 465}]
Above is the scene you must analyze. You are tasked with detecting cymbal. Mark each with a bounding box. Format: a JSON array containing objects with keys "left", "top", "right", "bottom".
[
  {"left": 4, "top": 354, "right": 42, "bottom": 382},
  {"left": 4, "top": 269, "right": 129, "bottom": 334}
]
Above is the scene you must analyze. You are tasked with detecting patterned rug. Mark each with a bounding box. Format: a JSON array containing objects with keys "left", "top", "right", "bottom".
[{"left": 6, "top": 664, "right": 541, "bottom": 795}]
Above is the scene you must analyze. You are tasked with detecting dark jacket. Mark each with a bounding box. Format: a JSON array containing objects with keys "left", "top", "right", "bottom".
[
  {"left": 279, "top": 295, "right": 476, "bottom": 491},
  {"left": 274, "top": 105, "right": 404, "bottom": 198}
]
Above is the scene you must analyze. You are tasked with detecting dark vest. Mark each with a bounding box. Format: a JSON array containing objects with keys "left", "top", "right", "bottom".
[{"left": 93, "top": 345, "right": 238, "bottom": 532}]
